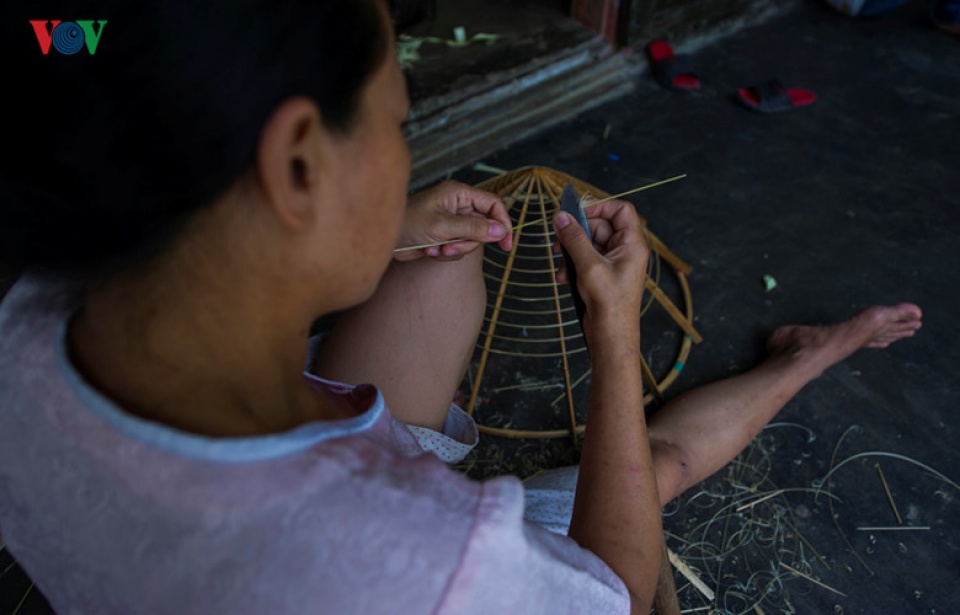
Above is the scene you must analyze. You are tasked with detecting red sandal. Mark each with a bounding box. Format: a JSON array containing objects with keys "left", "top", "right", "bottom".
[{"left": 645, "top": 40, "right": 701, "bottom": 92}]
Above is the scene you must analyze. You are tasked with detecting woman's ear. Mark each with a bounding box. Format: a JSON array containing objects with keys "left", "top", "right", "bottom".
[{"left": 255, "top": 97, "right": 328, "bottom": 231}]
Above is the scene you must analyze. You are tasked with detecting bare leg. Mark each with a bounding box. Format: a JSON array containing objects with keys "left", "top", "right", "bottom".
[
  {"left": 648, "top": 304, "right": 923, "bottom": 507},
  {"left": 313, "top": 250, "right": 485, "bottom": 432}
]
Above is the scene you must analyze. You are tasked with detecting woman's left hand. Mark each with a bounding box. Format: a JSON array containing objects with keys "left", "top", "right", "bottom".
[{"left": 394, "top": 180, "right": 513, "bottom": 261}]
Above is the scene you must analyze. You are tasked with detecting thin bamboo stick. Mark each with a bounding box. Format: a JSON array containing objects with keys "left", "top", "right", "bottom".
[
  {"left": 874, "top": 462, "right": 903, "bottom": 525},
  {"left": 477, "top": 423, "right": 587, "bottom": 439},
  {"left": 667, "top": 547, "right": 716, "bottom": 601},
  {"left": 582, "top": 174, "right": 687, "bottom": 206},
  {"left": 473, "top": 345, "right": 589, "bottom": 359},
  {"left": 477, "top": 331, "right": 584, "bottom": 345},
  {"left": 640, "top": 354, "right": 664, "bottom": 402},
  {"left": 393, "top": 218, "right": 544, "bottom": 253},
  {"left": 645, "top": 231, "right": 694, "bottom": 276},
  {"left": 779, "top": 562, "right": 847, "bottom": 597},
  {"left": 537, "top": 174, "right": 579, "bottom": 446},
  {"left": 645, "top": 278, "right": 703, "bottom": 343},
  {"left": 466, "top": 167, "right": 701, "bottom": 437},
  {"left": 466, "top": 179, "right": 533, "bottom": 415},
  {"left": 735, "top": 489, "right": 786, "bottom": 512},
  {"left": 481, "top": 318, "right": 582, "bottom": 331}
]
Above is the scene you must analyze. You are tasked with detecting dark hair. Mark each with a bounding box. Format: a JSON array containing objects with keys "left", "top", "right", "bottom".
[{"left": 0, "top": 0, "right": 388, "bottom": 276}]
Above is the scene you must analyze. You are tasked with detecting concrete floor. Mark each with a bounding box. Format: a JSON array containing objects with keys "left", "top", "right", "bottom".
[{"left": 2, "top": 0, "right": 958, "bottom": 613}]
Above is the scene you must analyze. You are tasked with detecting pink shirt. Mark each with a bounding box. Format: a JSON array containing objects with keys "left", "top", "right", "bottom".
[{"left": 0, "top": 276, "right": 628, "bottom": 614}]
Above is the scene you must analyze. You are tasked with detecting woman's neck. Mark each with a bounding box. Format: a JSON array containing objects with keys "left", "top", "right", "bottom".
[{"left": 68, "top": 247, "right": 352, "bottom": 438}]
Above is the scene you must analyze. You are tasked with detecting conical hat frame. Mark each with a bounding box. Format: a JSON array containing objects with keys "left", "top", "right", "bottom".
[{"left": 466, "top": 166, "right": 702, "bottom": 442}]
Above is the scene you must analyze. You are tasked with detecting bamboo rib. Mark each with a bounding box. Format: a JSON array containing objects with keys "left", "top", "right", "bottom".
[
  {"left": 475, "top": 346, "right": 589, "bottom": 359},
  {"left": 481, "top": 271, "right": 573, "bottom": 288},
  {"left": 640, "top": 354, "right": 664, "bottom": 402},
  {"left": 478, "top": 270, "right": 696, "bottom": 434},
  {"left": 481, "top": 304, "right": 576, "bottom": 317},
  {"left": 551, "top": 368, "right": 592, "bottom": 407},
  {"left": 481, "top": 317, "right": 583, "bottom": 331},
  {"left": 477, "top": 423, "right": 588, "bottom": 439},
  {"left": 475, "top": 167, "right": 530, "bottom": 195},
  {"left": 468, "top": 167, "right": 700, "bottom": 439},
  {"left": 477, "top": 331, "right": 584, "bottom": 345},
  {"left": 393, "top": 218, "right": 545, "bottom": 253},
  {"left": 488, "top": 252, "right": 559, "bottom": 262},
  {"left": 482, "top": 258, "right": 556, "bottom": 275},
  {"left": 466, "top": 181, "right": 534, "bottom": 416},
  {"left": 645, "top": 231, "right": 693, "bottom": 275},
  {"left": 667, "top": 548, "right": 716, "bottom": 601},
  {"left": 484, "top": 290, "right": 563, "bottom": 302},
  {"left": 645, "top": 278, "right": 703, "bottom": 343},
  {"left": 537, "top": 174, "right": 579, "bottom": 445}
]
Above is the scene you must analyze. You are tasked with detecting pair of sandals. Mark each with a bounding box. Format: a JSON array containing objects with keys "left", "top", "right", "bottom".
[{"left": 645, "top": 40, "right": 817, "bottom": 113}]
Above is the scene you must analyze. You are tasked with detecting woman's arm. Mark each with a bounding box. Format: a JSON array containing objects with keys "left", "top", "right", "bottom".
[{"left": 554, "top": 201, "right": 662, "bottom": 614}]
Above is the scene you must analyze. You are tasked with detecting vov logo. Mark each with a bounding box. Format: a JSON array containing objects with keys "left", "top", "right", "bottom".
[{"left": 30, "top": 20, "right": 107, "bottom": 55}]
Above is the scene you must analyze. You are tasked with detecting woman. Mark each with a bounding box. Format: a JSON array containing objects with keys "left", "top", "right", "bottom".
[{"left": 0, "top": 1, "right": 922, "bottom": 613}]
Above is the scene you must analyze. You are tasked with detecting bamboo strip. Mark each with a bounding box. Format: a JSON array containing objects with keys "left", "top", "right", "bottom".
[
  {"left": 474, "top": 344, "right": 590, "bottom": 359},
  {"left": 735, "top": 489, "right": 786, "bottom": 512},
  {"left": 466, "top": 182, "right": 534, "bottom": 416},
  {"left": 779, "top": 563, "right": 847, "bottom": 597},
  {"left": 481, "top": 317, "right": 583, "bottom": 331},
  {"left": 874, "top": 463, "right": 903, "bottom": 525},
  {"left": 640, "top": 354, "right": 664, "bottom": 402},
  {"left": 480, "top": 274, "right": 576, "bottom": 289},
  {"left": 667, "top": 548, "right": 716, "bottom": 601},
  {"left": 477, "top": 423, "right": 587, "bottom": 439},
  {"left": 480, "top": 304, "right": 575, "bottom": 317},
  {"left": 582, "top": 174, "right": 687, "bottom": 207},
  {"left": 481, "top": 258, "right": 555, "bottom": 275},
  {"left": 393, "top": 218, "right": 544, "bottom": 253},
  {"left": 482, "top": 290, "right": 563, "bottom": 302},
  {"left": 474, "top": 168, "right": 529, "bottom": 200},
  {"left": 551, "top": 369, "right": 592, "bottom": 407},
  {"left": 780, "top": 516, "right": 831, "bottom": 571},
  {"left": 476, "top": 331, "right": 584, "bottom": 345},
  {"left": 645, "top": 231, "right": 694, "bottom": 276},
  {"left": 537, "top": 174, "right": 579, "bottom": 446},
  {"left": 468, "top": 167, "right": 700, "bottom": 437},
  {"left": 645, "top": 278, "right": 703, "bottom": 343}
]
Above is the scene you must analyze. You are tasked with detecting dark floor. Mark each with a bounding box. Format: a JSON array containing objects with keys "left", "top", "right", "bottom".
[
  {"left": 3, "top": 0, "right": 959, "bottom": 613},
  {"left": 450, "top": 1, "right": 960, "bottom": 613}
]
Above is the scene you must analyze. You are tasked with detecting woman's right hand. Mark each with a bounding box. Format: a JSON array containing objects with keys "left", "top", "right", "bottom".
[{"left": 552, "top": 199, "right": 649, "bottom": 343}]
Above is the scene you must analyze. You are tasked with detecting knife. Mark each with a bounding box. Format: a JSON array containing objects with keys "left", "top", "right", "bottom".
[{"left": 558, "top": 183, "right": 593, "bottom": 334}]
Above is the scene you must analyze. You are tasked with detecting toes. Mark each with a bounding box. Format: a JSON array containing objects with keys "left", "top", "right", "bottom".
[{"left": 891, "top": 302, "right": 923, "bottom": 322}]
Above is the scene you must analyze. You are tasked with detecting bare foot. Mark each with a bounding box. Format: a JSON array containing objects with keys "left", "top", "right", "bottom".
[{"left": 766, "top": 304, "right": 923, "bottom": 376}]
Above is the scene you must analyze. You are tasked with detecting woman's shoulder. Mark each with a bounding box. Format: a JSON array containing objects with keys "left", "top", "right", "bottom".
[{"left": 0, "top": 273, "right": 81, "bottom": 341}]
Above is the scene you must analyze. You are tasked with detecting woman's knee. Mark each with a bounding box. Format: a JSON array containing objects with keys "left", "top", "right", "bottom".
[{"left": 649, "top": 438, "right": 692, "bottom": 507}]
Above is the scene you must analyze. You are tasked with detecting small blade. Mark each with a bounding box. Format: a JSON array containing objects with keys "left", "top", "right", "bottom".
[
  {"left": 558, "top": 184, "right": 592, "bottom": 242},
  {"left": 557, "top": 183, "right": 593, "bottom": 340}
]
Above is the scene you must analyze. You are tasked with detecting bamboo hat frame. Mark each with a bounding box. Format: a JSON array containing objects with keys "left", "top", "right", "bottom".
[{"left": 465, "top": 166, "right": 702, "bottom": 443}]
